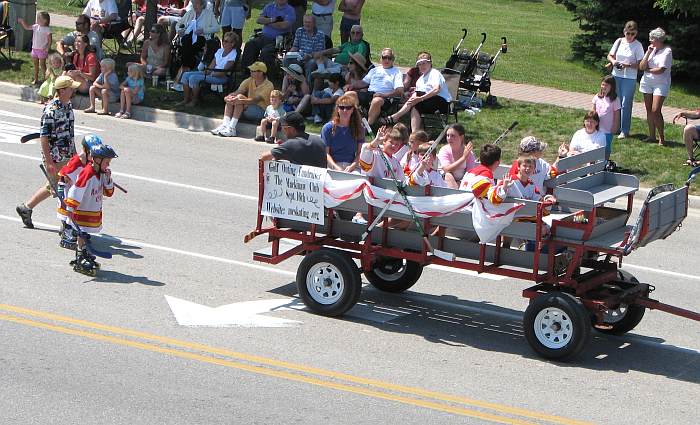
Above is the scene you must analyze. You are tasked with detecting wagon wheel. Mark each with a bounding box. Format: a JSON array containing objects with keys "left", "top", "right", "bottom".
[
  {"left": 595, "top": 270, "right": 646, "bottom": 335},
  {"left": 524, "top": 292, "right": 591, "bottom": 361},
  {"left": 365, "top": 258, "right": 423, "bottom": 293},
  {"left": 296, "top": 249, "right": 362, "bottom": 317}
]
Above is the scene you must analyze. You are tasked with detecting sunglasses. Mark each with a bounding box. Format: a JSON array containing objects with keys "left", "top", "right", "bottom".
[
  {"left": 381, "top": 55, "right": 394, "bottom": 60},
  {"left": 337, "top": 105, "right": 353, "bottom": 111},
  {"left": 625, "top": 31, "right": 637, "bottom": 35}
]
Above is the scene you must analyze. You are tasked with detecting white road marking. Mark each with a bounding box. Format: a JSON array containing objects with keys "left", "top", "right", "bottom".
[
  {"left": 0, "top": 150, "right": 257, "bottom": 201},
  {"left": 1, "top": 150, "right": 698, "bottom": 282},
  {"left": 0, "top": 121, "right": 101, "bottom": 145},
  {"left": 165, "top": 296, "right": 303, "bottom": 327}
]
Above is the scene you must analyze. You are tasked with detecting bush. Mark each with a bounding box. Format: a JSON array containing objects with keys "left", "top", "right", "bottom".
[{"left": 554, "top": 0, "right": 700, "bottom": 80}]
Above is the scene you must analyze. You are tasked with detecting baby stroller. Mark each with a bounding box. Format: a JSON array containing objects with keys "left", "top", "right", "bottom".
[{"left": 445, "top": 29, "right": 507, "bottom": 106}]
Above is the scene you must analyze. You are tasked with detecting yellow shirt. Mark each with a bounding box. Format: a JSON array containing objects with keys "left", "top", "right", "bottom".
[{"left": 237, "top": 77, "right": 274, "bottom": 110}]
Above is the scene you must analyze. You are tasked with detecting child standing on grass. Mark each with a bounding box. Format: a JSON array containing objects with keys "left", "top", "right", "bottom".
[
  {"left": 37, "top": 53, "right": 64, "bottom": 102},
  {"left": 115, "top": 64, "right": 145, "bottom": 119},
  {"left": 592, "top": 75, "right": 621, "bottom": 159},
  {"left": 255, "top": 90, "right": 286, "bottom": 144},
  {"left": 18, "top": 11, "right": 52, "bottom": 85},
  {"left": 85, "top": 58, "right": 120, "bottom": 115}
]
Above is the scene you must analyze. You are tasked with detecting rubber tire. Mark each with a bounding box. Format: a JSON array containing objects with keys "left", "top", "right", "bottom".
[
  {"left": 595, "top": 270, "right": 646, "bottom": 335},
  {"left": 524, "top": 291, "right": 591, "bottom": 361},
  {"left": 296, "top": 249, "right": 362, "bottom": 317},
  {"left": 365, "top": 258, "right": 423, "bottom": 293}
]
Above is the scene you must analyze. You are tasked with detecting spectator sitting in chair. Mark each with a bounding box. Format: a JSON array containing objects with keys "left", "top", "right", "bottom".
[
  {"left": 172, "top": 0, "right": 220, "bottom": 91},
  {"left": 345, "top": 47, "right": 403, "bottom": 126},
  {"left": 178, "top": 31, "right": 240, "bottom": 107},
  {"left": 288, "top": 14, "right": 325, "bottom": 73},
  {"left": 126, "top": 0, "right": 172, "bottom": 48},
  {"left": 211, "top": 61, "right": 274, "bottom": 137},
  {"left": 158, "top": 0, "right": 190, "bottom": 40},
  {"left": 137, "top": 23, "right": 171, "bottom": 78},
  {"left": 240, "top": 0, "right": 295, "bottom": 71},
  {"left": 382, "top": 52, "right": 451, "bottom": 131},
  {"left": 673, "top": 109, "right": 700, "bottom": 167},
  {"left": 83, "top": 0, "right": 120, "bottom": 36},
  {"left": 56, "top": 14, "right": 104, "bottom": 62},
  {"left": 322, "top": 24, "right": 367, "bottom": 66}
]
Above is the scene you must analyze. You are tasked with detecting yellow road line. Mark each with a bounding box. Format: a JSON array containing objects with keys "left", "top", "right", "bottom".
[
  {"left": 0, "top": 304, "right": 592, "bottom": 425},
  {"left": 1, "top": 312, "right": 539, "bottom": 425}
]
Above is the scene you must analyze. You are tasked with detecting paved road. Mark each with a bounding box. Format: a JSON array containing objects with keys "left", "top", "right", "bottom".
[{"left": 1, "top": 95, "right": 698, "bottom": 424}]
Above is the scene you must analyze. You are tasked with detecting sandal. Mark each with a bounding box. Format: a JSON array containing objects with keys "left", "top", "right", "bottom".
[
  {"left": 114, "top": 111, "right": 124, "bottom": 118},
  {"left": 120, "top": 112, "right": 131, "bottom": 119},
  {"left": 683, "top": 158, "right": 700, "bottom": 167},
  {"left": 83, "top": 107, "right": 96, "bottom": 113}
]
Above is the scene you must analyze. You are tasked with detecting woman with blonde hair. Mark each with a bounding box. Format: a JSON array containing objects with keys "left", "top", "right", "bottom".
[{"left": 321, "top": 93, "right": 365, "bottom": 172}]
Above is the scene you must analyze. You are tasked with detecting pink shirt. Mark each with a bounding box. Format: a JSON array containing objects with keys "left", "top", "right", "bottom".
[
  {"left": 592, "top": 95, "right": 621, "bottom": 134},
  {"left": 437, "top": 144, "right": 477, "bottom": 182},
  {"left": 32, "top": 24, "right": 51, "bottom": 51}
]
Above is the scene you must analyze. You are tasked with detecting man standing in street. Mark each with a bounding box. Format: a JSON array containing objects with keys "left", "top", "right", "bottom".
[
  {"left": 16, "top": 76, "right": 81, "bottom": 229},
  {"left": 260, "top": 111, "right": 327, "bottom": 167}
]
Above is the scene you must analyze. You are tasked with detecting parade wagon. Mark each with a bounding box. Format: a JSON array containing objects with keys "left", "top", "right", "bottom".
[{"left": 246, "top": 146, "right": 700, "bottom": 360}]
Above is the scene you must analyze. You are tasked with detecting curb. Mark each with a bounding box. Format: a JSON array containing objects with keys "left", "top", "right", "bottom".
[
  {"left": 0, "top": 81, "right": 260, "bottom": 138},
  {"left": 2, "top": 81, "right": 699, "bottom": 206}
]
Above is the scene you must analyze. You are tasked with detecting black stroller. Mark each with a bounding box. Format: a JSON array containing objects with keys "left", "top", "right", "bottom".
[{"left": 445, "top": 29, "right": 507, "bottom": 106}]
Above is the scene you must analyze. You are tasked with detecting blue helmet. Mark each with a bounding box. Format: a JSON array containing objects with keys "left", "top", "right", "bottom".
[
  {"left": 90, "top": 144, "right": 118, "bottom": 159},
  {"left": 81, "top": 134, "right": 103, "bottom": 151}
]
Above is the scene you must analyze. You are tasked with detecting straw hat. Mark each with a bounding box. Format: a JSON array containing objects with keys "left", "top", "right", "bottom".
[
  {"left": 54, "top": 75, "right": 81, "bottom": 90},
  {"left": 281, "top": 63, "right": 305, "bottom": 82},
  {"left": 348, "top": 52, "right": 367, "bottom": 71}
]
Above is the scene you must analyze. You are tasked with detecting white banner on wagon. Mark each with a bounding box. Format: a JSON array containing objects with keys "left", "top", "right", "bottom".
[{"left": 262, "top": 161, "right": 327, "bottom": 225}]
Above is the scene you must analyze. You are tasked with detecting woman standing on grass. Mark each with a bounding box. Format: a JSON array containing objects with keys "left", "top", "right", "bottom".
[
  {"left": 607, "top": 20, "right": 644, "bottom": 140},
  {"left": 639, "top": 27, "right": 672, "bottom": 146}
]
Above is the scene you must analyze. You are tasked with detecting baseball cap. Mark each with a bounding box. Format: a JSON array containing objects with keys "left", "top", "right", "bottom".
[
  {"left": 280, "top": 112, "right": 305, "bottom": 130},
  {"left": 248, "top": 61, "right": 267, "bottom": 73},
  {"left": 54, "top": 75, "right": 81, "bottom": 90}
]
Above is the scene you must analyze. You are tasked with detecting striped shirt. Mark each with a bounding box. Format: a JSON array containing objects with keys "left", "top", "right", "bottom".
[{"left": 292, "top": 27, "right": 326, "bottom": 56}]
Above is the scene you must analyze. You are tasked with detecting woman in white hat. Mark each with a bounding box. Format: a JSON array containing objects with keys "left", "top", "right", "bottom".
[
  {"left": 280, "top": 63, "right": 310, "bottom": 113},
  {"left": 382, "top": 51, "right": 451, "bottom": 131}
]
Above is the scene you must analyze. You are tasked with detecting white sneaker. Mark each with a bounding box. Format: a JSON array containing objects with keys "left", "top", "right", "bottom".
[
  {"left": 210, "top": 123, "right": 225, "bottom": 135},
  {"left": 617, "top": 132, "right": 626, "bottom": 139},
  {"left": 219, "top": 126, "right": 237, "bottom": 137},
  {"left": 351, "top": 215, "right": 368, "bottom": 225},
  {"left": 171, "top": 83, "right": 183, "bottom": 92},
  {"left": 313, "top": 114, "right": 323, "bottom": 124}
]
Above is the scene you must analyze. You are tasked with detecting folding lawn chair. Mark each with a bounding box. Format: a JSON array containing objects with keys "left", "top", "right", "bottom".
[
  {"left": 0, "top": 0, "right": 13, "bottom": 63},
  {"left": 102, "top": 0, "right": 135, "bottom": 56}
]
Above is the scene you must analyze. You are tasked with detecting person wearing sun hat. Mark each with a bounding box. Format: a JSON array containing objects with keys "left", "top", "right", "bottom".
[
  {"left": 212, "top": 61, "right": 274, "bottom": 137},
  {"left": 16, "top": 75, "right": 81, "bottom": 229},
  {"left": 280, "top": 63, "right": 310, "bottom": 114}
]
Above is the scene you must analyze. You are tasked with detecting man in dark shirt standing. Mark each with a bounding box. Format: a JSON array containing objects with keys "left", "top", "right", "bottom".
[{"left": 260, "top": 112, "right": 327, "bottom": 167}]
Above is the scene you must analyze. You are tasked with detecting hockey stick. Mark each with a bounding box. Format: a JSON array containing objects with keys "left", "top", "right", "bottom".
[
  {"left": 39, "top": 163, "right": 112, "bottom": 259},
  {"left": 360, "top": 119, "right": 455, "bottom": 261},
  {"left": 21, "top": 133, "right": 40, "bottom": 143},
  {"left": 493, "top": 121, "right": 518, "bottom": 145}
]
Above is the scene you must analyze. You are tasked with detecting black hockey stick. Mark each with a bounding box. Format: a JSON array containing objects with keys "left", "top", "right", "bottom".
[
  {"left": 21, "top": 133, "right": 40, "bottom": 143},
  {"left": 493, "top": 121, "right": 518, "bottom": 145},
  {"left": 361, "top": 119, "right": 455, "bottom": 261},
  {"left": 39, "top": 163, "right": 112, "bottom": 259}
]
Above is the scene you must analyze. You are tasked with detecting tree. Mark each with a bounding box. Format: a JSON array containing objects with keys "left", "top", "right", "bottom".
[{"left": 554, "top": 0, "right": 700, "bottom": 80}]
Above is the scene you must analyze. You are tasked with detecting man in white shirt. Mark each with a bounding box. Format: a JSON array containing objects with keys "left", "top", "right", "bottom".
[
  {"left": 347, "top": 47, "right": 403, "bottom": 125},
  {"left": 83, "top": 0, "right": 120, "bottom": 36}
]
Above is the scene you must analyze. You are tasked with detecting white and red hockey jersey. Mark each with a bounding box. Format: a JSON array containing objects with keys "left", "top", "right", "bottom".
[
  {"left": 459, "top": 165, "right": 508, "bottom": 204},
  {"left": 56, "top": 154, "right": 89, "bottom": 221},
  {"left": 359, "top": 145, "right": 428, "bottom": 186},
  {"left": 64, "top": 166, "right": 114, "bottom": 233}
]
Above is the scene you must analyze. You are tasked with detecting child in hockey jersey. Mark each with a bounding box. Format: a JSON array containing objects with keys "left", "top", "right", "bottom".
[
  {"left": 416, "top": 142, "right": 447, "bottom": 188},
  {"left": 460, "top": 144, "right": 511, "bottom": 204},
  {"left": 64, "top": 144, "right": 117, "bottom": 276},
  {"left": 400, "top": 130, "right": 429, "bottom": 175},
  {"left": 507, "top": 136, "right": 559, "bottom": 195},
  {"left": 56, "top": 134, "right": 103, "bottom": 248}
]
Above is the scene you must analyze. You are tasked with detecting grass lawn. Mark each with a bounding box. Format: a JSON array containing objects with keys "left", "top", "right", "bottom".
[{"left": 31, "top": 0, "right": 700, "bottom": 108}]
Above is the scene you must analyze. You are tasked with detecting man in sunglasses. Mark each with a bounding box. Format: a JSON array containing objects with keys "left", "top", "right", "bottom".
[
  {"left": 56, "top": 14, "right": 104, "bottom": 62},
  {"left": 321, "top": 24, "right": 367, "bottom": 66},
  {"left": 346, "top": 47, "right": 403, "bottom": 125}
]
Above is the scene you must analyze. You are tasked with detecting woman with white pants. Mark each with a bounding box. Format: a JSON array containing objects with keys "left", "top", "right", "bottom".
[
  {"left": 639, "top": 27, "right": 672, "bottom": 146},
  {"left": 607, "top": 20, "right": 644, "bottom": 140}
]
